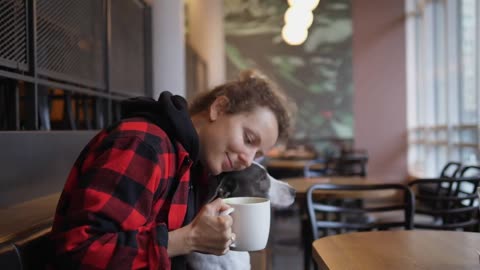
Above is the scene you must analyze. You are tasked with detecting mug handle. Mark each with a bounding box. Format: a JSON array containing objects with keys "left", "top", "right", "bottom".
[
  {"left": 219, "top": 208, "right": 236, "bottom": 248},
  {"left": 219, "top": 208, "right": 235, "bottom": 216}
]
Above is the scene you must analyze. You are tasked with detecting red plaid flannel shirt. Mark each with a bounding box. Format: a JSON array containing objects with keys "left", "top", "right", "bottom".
[{"left": 51, "top": 118, "right": 196, "bottom": 269}]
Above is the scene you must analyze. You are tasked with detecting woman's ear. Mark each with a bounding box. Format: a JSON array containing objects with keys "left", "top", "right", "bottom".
[{"left": 209, "top": 96, "right": 229, "bottom": 121}]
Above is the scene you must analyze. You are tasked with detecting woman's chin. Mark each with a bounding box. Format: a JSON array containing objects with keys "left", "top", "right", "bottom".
[
  {"left": 208, "top": 164, "right": 222, "bottom": 176},
  {"left": 210, "top": 170, "right": 221, "bottom": 176},
  {"left": 199, "top": 157, "right": 220, "bottom": 175}
]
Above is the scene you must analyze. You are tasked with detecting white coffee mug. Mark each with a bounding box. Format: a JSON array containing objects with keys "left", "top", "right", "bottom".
[{"left": 223, "top": 197, "right": 271, "bottom": 251}]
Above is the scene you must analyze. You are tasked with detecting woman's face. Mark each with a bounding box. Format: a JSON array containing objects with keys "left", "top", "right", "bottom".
[{"left": 199, "top": 97, "right": 279, "bottom": 176}]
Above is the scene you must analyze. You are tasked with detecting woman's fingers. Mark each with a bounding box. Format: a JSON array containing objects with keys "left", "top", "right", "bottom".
[
  {"left": 194, "top": 231, "right": 237, "bottom": 255},
  {"left": 188, "top": 201, "right": 235, "bottom": 255},
  {"left": 205, "top": 198, "right": 232, "bottom": 215}
]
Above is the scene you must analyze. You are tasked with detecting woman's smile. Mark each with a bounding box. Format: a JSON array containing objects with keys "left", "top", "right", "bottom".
[{"left": 223, "top": 152, "right": 234, "bottom": 171}]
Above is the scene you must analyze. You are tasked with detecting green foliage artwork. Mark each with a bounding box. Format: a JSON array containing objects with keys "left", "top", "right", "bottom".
[{"left": 224, "top": 0, "right": 353, "bottom": 146}]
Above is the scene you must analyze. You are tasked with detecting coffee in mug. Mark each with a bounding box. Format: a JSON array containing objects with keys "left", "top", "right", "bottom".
[{"left": 223, "top": 197, "right": 270, "bottom": 251}]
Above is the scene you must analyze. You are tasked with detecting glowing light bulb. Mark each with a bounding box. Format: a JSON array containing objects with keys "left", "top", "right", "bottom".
[
  {"left": 287, "top": 0, "right": 320, "bottom": 11},
  {"left": 282, "top": 24, "right": 308, "bottom": 46},
  {"left": 284, "top": 7, "right": 314, "bottom": 29}
]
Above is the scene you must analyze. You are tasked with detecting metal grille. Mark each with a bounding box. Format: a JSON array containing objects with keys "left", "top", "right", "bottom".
[
  {"left": 36, "top": 0, "right": 105, "bottom": 89},
  {"left": 0, "top": 0, "right": 28, "bottom": 70},
  {"left": 110, "top": 0, "right": 145, "bottom": 96}
]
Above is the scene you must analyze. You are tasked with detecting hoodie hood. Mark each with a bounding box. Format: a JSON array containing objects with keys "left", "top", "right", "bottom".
[{"left": 120, "top": 91, "right": 199, "bottom": 163}]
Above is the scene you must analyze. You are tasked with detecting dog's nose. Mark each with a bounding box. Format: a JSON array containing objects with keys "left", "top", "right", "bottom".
[{"left": 289, "top": 187, "right": 296, "bottom": 197}]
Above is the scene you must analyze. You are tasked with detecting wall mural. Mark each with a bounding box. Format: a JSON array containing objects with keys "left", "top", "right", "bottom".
[{"left": 224, "top": 0, "right": 353, "bottom": 152}]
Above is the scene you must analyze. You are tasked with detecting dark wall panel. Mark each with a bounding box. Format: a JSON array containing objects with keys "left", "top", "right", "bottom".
[{"left": 110, "top": 0, "right": 146, "bottom": 96}]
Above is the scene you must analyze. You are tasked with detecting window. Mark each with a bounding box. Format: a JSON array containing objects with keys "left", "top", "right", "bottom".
[{"left": 407, "top": 0, "right": 479, "bottom": 177}]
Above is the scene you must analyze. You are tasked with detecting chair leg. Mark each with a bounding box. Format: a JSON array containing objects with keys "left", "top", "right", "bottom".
[{"left": 302, "top": 217, "right": 312, "bottom": 270}]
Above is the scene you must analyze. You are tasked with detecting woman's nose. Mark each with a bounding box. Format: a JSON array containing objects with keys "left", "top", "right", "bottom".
[{"left": 238, "top": 149, "right": 257, "bottom": 169}]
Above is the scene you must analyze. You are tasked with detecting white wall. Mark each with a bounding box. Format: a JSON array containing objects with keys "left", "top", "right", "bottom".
[
  {"left": 352, "top": 0, "right": 408, "bottom": 182},
  {"left": 187, "top": 0, "right": 226, "bottom": 89},
  {"left": 151, "top": 0, "right": 186, "bottom": 98}
]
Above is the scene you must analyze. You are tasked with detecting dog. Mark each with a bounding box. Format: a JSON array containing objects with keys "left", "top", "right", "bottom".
[{"left": 186, "top": 161, "right": 296, "bottom": 270}]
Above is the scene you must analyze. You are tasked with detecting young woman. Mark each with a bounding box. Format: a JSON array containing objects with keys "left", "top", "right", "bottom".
[{"left": 50, "top": 70, "right": 294, "bottom": 269}]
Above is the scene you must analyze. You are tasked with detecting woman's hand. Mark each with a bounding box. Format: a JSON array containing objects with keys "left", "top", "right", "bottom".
[
  {"left": 187, "top": 198, "right": 235, "bottom": 255},
  {"left": 167, "top": 198, "right": 235, "bottom": 257}
]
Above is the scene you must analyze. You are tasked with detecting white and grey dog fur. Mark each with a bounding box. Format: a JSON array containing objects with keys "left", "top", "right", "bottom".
[{"left": 186, "top": 161, "right": 296, "bottom": 270}]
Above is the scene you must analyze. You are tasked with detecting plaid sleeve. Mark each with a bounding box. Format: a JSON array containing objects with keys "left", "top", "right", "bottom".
[{"left": 53, "top": 135, "right": 171, "bottom": 270}]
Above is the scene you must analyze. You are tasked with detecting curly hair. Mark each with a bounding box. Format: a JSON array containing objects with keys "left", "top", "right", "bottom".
[{"left": 189, "top": 70, "right": 296, "bottom": 142}]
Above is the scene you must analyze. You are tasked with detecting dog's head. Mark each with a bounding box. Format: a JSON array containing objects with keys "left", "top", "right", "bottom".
[{"left": 211, "top": 162, "right": 296, "bottom": 208}]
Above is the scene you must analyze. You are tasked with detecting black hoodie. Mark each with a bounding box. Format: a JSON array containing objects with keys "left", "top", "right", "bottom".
[
  {"left": 121, "top": 91, "right": 200, "bottom": 163},
  {"left": 121, "top": 91, "right": 201, "bottom": 270}
]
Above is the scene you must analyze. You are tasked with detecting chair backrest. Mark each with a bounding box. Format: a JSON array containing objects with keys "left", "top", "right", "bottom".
[
  {"left": 0, "top": 244, "right": 22, "bottom": 270},
  {"left": 439, "top": 162, "right": 462, "bottom": 178},
  {"left": 459, "top": 165, "right": 480, "bottom": 178},
  {"left": 327, "top": 150, "right": 369, "bottom": 177},
  {"left": 0, "top": 226, "right": 53, "bottom": 270},
  {"left": 335, "top": 155, "right": 368, "bottom": 176},
  {"left": 15, "top": 228, "right": 52, "bottom": 270},
  {"left": 418, "top": 162, "right": 463, "bottom": 199},
  {"left": 408, "top": 177, "right": 480, "bottom": 230},
  {"left": 303, "top": 158, "right": 328, "bottom": 177},
  {"left": 305, "top": 183, "right": 414, "bottom": 240}
]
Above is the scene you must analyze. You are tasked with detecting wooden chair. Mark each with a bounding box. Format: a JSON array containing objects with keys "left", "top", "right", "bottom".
[
  {"left": 409, "top": 177, "right": 480, "bottom": 231},
  {"left": 304, "top": 183, "right": 414, "bottom": 270}
]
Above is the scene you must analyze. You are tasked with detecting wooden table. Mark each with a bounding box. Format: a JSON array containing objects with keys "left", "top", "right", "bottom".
[
  {"left": 264, "top": 158, "right": 326, "bottom": 179},
  {"left": 265, "top": 159, "right": 324, "bottom": 170},
  {"left": 281, "top": 176, "right": 399, "bottom": 270},
  {"left": 266, "top": 149, "right": 317, "bottom": 161},
  {"left": 284, "top": 176, "right": 394, "bottom": 200},
  {"left": 313, "top": 230, "right": 480, "bottom": 270}
]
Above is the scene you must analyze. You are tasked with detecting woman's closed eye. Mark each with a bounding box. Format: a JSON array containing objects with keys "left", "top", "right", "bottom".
[
  {"left": 244, "top": 132, "right": 263, "bottom": 158},
  {"left": 244, "top": 132, "right": 254, "bottom": 145}
]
